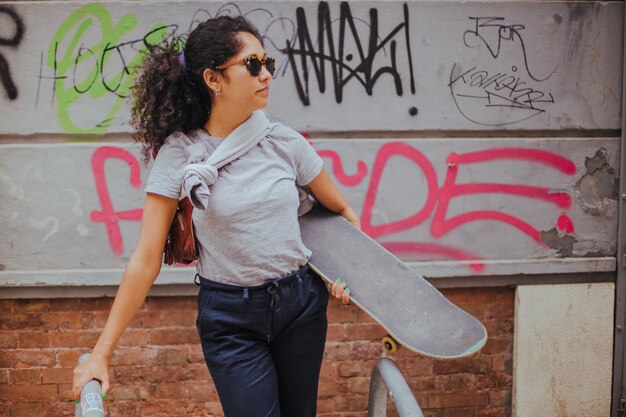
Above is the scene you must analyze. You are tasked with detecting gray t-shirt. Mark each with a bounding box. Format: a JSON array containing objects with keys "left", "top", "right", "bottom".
[{"left": 145, "top": 123, "right": 323, "bottom": 286}]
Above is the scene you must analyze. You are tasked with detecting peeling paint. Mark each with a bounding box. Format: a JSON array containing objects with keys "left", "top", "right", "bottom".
[
  {"left": 541, "top": 228, "right": 576, "bottom": 257},
  {"left": 575, "top": 148, "right": 618, "bottom": 218}
]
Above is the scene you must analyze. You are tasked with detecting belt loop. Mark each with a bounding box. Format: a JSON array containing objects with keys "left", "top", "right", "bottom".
[
  {"left": 194, "top": 274, "right": 201, "bottom": 286},
  {"left": 243, "top": 287, "right": 250, "bottom": 302}
]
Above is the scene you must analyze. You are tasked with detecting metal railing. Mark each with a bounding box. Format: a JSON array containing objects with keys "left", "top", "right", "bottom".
[{"left": 368, "top": 358, "right": 424, "bottom": 417}]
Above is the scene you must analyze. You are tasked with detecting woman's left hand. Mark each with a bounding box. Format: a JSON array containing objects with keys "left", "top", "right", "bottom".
[{"left": 329, "top": 278, "right": 351, "bottom": 306}]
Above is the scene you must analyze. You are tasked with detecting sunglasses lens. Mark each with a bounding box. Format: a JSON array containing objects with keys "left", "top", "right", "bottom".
[
  {"left": 246, "top": 57, "right": 262, "bottom": 76},
  {"left": 265, "top": 58, "right": 275, "bottom": 76}
]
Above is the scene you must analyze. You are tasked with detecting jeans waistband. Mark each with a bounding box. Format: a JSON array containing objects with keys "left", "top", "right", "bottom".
[{"left": 194, "top": 263, "right": 309, "bottom": 292}]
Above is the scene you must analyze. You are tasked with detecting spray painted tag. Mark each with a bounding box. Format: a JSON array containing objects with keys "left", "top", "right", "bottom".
[{"left": 81, "top": 392, "right": 104, "bottom": 414}]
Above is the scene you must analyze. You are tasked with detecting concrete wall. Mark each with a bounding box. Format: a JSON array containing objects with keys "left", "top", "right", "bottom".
[
  {"left": 514, "top": 283, "right": 615, "bottom": 417},
  {"left": 0, "top": 1, "right": 622, "bottom": 416}
]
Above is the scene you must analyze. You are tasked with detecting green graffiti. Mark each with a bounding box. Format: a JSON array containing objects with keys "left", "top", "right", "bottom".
[{"left": 48, "top": 4, "right": 169, "bottom": 134}]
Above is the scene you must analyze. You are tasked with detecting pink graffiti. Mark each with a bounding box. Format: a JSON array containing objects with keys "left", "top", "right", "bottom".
[
  {"left": 557, "top": 214, "right": 575, "bottom": 233},
  {"left": 318, "top": 142, "right": 577, "bottom": 271},
  {"left": 90, "top": 146, "right": 143, "bottom": 254}
]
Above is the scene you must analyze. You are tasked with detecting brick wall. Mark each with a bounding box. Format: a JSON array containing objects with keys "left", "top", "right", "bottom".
[{"left": 0, "top": 286, "right": 513, "bottom": 417}]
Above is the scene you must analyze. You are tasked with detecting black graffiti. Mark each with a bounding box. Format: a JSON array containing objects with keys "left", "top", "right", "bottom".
[
  {"left": 283, "top": 1, "right": 415, "bottom": 105},
  {"left": 0, "top": 6, "right": 25, "bottom": 100},
  {"left": 448, "top": 63, "right": 555, "bottom": 127},
  {"left": 38, "top": 24, "right": 176, "bottom": 108},
  {"left": 463, "top": 17, "right": 557, "bottom": 82}
]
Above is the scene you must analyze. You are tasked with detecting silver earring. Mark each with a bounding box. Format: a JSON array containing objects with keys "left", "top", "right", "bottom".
[{"left": 214, "top": 89, "right": 221, "bottom": 96}]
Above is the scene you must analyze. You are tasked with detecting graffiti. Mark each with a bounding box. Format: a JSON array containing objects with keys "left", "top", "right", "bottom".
[
  {"left": 283, "top": 1, "right": 415, "bottom": 106},
  {"left": 90, "top": 146, "right": 143, "bottom": 255},
  {"left": 0, "top": 6, "right": 25, "bottom": 100},
  {"left": 324, "top": 143, "right": 576, "bottom": 272},
  {"left": 88, "top": 143, "right": 578, "bottom": 273},
  {"left": 37, "top": 4, "right": 170, "bottom": 133},
  {"left": 452, "top": 16, "right": 559, "bottom": 127},
  {"left": 463, "top": 16, "right": 557, "bottom": 82},
  {"left": 448, "top": 63, "right": 555, "bottom": 126}
]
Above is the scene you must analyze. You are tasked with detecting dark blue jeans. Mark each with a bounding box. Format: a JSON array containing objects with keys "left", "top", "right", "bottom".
[{"left": 195, "top": 264, "right": 329, "bottom": 417}]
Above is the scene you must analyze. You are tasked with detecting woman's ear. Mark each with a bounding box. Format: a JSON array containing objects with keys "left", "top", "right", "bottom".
[{"left": 202, "top": 68, "right": 221, "bottom": 93}]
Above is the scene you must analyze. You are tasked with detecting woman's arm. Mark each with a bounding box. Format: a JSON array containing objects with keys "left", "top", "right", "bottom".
[
  {"left": 72, "top": 193, "right": 178, "bottom": 399},
  {"left": 303, "top": 168, "right": 361, "bottom": 229},
  {"left": 303, "top": 169, "right": 359, "bottom": 305}
]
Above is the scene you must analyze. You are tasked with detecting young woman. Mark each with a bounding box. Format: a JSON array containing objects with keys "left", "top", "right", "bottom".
[{"left": 72, "top": 15, "right": 360, "bottom": 417}]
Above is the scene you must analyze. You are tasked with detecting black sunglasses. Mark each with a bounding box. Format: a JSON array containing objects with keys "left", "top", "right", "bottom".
[{"left": 217, "top": 55, "right": 276, "bottom": 77}]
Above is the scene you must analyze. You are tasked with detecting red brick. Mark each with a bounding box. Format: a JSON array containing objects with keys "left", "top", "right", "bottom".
[
  {"left": 19, "top": 331, "right": 51, "bottom": 348},
  {"left": 10, "top": 402, "right": 44, "bottom": 417},
  {"left": 49, "top": 298, "right": 112, "bottom": 312},
  {"left": 41, "top": 312, "right": 96, "bottom": 330},
  {"left": 351, "top": 340, "right": 385, "bottom": 357},
  {"left": 158, "top": 310, "right": 195, "bottom": 327},
  {"left": 432, "top": 356, "right": 492, "bottom": 375},
  {"left": 491, "top": 354, "right": 513, "bottom": 373},
  {"left": 327, "top": 302, "right": 360, "bottom": 323},
  {"left": 488, "top": 389, "right": 511, "bottom": 407},
  {"left": 156, "top": 347, "right": 188, "bottom": 365},
  {"left": 110, "top": 347, "right": 156, "bottom": 366},
  {"left": 484, "top": 301, "right": 514, "bottom": 320},
  {"left": 319, "top": 361, "right": 336, "bottom": 378},
  {"left": 408, "top": 376, "right": 436, "bottom": 391},
  {"left": 9, "top": 368, "right": 42, "bottom": 384},
  {"left": 104, "top": 400, "right": 137, "bottom": 417},
  {"left": 144, "top": 296, "right": 196, "bottom": 311},
  {"left": 187, "top": 343, "right": 205, "bottom": 363},
  {"left": 118, "top": 329, "right": 150, "bottom": 346},
  {"left": 477, "top": 406, "right": 510, "bottom": 417},
  {"left": 1, "top": 384, "right": 57, "bottom": 401},
  {"left": 345, "top": 323, "right": 387, "bottom": 341},
  {"left": 435, "top": 373, "right": 476, "bottom": 392},
  {"left": 126, "top": 311, "right": 161, "bottom": 328},
  {"left": 150, "top": 328, "right": 198, "bottom": 345},
  {"left": 317, "top": 397, "right": 335, "bottom": 413},
  {"left": 480, "top": 337, "right": 513, "bottom": 355},
  {"left": 43, "top": 367, "right": 73, "bottom": 384},
  {"left": 443, "top": 407, "right": 475, "bottom": 417},
  {"left": 0, "top": 350, "right": 56, "bottom": 368},
  {"left": 483, "top": 319, "right": 513, "bottom": 337},
  {"left": 57, "top": 383, "right": 76, "bottom": 401},
  {"left": 14, "top": 299, "right": 50, "bottom": 313},
  {"left": 0, "top": 331, "right": 19, "bottom": 348},
  {"left": 318, "top": 377, "right": 348, "bottom": 396},
  {"left": 111, "top": 383, "right": 152, "bottom": 400},
  {"left": 347, "top": 376, "right": 370, "bottom": 394},
  {"left": 327, "top": 323, "right": 346, "bottom": 340},
  {"left": 476, "top": 372, "right": 512, "bottom": 390},
  {"left": 0, "top": 299, "right": 13, "bottom": 314},
  {"left": 59, "top": 349, "right": 83, "bottom": 367},
  {"left": 0, "top": 314, "right": 44, "bottom": 330},
  {"left": 393, "top": 356, "right": 433, "bottom": 377},
  {"left": 43, "top": 401, "right": 75, "bottom": 417},
  {"left": 0, "top": 369, "right": 8, "bottom": 384},
  {"left": 324, "top": 341, "right": 352, "bottom": 361},
  {"left": 337, "top": 360, "right": 377, "bottom": 378},
  {"left": 426, "top": 392, "right": 489, "bottom": 408},
  {"left": 51, "top": 330, "right": 100, "bottom": 348}
]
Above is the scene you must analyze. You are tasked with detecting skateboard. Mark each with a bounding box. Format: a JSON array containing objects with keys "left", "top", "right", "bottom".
[{"left": 299, "top": 203, "right": 488, "bottom": 358}]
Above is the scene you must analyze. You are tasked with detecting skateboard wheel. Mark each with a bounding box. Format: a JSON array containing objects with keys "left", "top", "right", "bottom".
[{"left": 382, "top": 336, "right": 398, "bottom": 353}]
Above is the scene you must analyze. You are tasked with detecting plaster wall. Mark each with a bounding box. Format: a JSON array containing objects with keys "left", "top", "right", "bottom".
[{"left": 514, "top": 283, "right": 615, "bottom": 417}]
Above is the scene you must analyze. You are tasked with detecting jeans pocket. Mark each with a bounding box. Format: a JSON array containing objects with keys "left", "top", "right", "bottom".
[{"left": 196, "top": 287, "right": 215, "bottom": 333}]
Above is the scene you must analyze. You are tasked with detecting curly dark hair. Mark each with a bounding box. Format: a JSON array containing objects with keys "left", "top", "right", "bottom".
[{"left": 129, "top": 16, "right": 264, "bottom": 163}]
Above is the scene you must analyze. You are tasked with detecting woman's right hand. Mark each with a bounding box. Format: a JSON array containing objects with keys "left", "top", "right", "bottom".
[{"left": 72, "top": 353, "right": 110, "bottom": 400}]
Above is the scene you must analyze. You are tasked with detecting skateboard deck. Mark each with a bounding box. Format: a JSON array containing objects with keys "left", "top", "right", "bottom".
[{"left": 299, "top": 204, "right": 488, "bottom": 358}]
